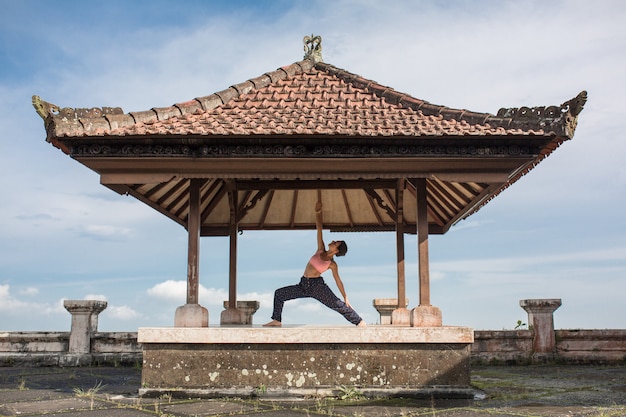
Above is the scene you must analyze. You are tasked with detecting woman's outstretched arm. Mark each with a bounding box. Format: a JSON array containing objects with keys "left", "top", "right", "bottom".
[{"left": 315, "top": 201, "right": 325, "bottom": 251}]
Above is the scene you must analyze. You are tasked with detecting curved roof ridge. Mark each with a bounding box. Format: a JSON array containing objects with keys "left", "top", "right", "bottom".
[
  {"left": 313, "top": 61, "right": 587, "bottom": 138},
  {"left": 31, "top": 60, "right": 315, "bottom": 143},
  {"left": 314, "top": 61, "right": 494, "bottom": 122}
]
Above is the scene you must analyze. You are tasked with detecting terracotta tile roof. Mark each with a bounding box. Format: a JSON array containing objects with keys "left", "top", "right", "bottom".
[{"left": 35, "top": 60, "right": 586, "bottom": 142}]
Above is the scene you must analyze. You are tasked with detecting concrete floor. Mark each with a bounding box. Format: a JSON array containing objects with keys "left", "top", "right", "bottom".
[{"left": 0, "top": 365, "right": 624, "bottom": 416}]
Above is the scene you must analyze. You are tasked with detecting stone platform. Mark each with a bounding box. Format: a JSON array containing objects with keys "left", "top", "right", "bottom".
[{"left": 138, "top": 326, "right": 473, "bottom": 398}]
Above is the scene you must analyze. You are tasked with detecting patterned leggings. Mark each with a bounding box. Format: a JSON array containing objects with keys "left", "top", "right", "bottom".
[{"left": 271, "top": 277, "right": 363, "bottom": 325}]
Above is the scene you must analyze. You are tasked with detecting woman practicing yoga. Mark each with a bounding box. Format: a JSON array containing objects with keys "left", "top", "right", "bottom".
[{"left": 264, "top": 201, "right": 365, "bottom": 327}]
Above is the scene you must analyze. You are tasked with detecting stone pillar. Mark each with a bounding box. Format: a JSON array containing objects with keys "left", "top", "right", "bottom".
[
  {"left": 222, "top": 301, "right": 260, "bottom": 325},
  {"left": 520, "top": 298, "right": 562, "bottom": 361},
  {"left": 63, "top": 300, "right": 108, "bottom": 354},
  {"left": 373, "top": 298, "right": 408, "bottom": 325}
]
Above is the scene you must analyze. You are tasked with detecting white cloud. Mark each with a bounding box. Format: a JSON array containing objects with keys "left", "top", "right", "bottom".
[
  {"left": 0, "top": 285, "right": 29, "bottom": 311},
  {"left": 0, "top": 286, "right": 66, "bottom": 320},
  {"left": 106, "top": 305, "right": 140, "bottom": 320},
  {"left": 77, "top": 225, "right": 133, "bottom": 241},
  {"left": 147, "top": 280, "right": 187, "bottom": 302},
  {"left": 19, "top": 287, "right": 39, "bottom": 296},
  {"left": 147, "top": 280, "right": 274, "bottom": 309},
  {"left": 83, "top": 294, "right": 108, "bottom": 302}
]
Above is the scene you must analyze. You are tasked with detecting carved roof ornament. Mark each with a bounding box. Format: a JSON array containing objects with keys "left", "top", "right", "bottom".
[
  {"left": 32, "top": 94, "right": 123, "bottom": 120},
  {"left": 496, "top": 90, "right": 587, "bottom": 120},
  {"left": 32, "top": 95, "right": 60, "bottom": 120},
  {"left": 496, "top": 90, "right": 587, "bottom": 138},
  {"left": 303, "top": 34, "right": 323, "bottom": 63}
]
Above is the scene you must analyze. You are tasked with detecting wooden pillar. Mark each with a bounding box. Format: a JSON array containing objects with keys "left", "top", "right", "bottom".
[
  {"left": 174, "top": 179, "right": 208, "bottom": 327},
  {"left": 221, "top": 181, "right": 244, "bottom": 324},
  {"left": 416, "top": 178, "right": 430, "bottom": 307},
  {"left": 187, "top": 178, "right": 201, "bottom": 305},
  {"left": 228, "top": 184, "right": 238, "bottom": 309},
  {"left": 392, "top": 179, "right": 410, "bottom": 325},
  {"left": 410, "top": 178, "right": 442, "bottom": 327}
]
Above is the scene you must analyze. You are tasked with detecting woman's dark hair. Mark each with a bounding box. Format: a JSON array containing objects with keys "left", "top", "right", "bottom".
[{"left": 336, "top": 241, "right": 348, "bottom": 257}]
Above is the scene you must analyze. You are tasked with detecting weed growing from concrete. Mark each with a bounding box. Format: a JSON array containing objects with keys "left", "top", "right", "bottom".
[
  {"left": 594, "top": 406, "right": 626, "bottom": 417},
  {"left": 253, "top": 383, "right": 267, "bottom": 396},
  {"left": 337, "top": 384, "right": 364, "bottom": 401},
  {"left": 73, "top": 380, "right": 104, "bottom": 397},
  {"left": 17, "top": 376, "right": 27, "bottom": 390},
  {"left": 73, "top": 380, "right": 104, "bottom": 410},
  {"left": 159, "top": 392, "right": 172, "bottom": 403}
]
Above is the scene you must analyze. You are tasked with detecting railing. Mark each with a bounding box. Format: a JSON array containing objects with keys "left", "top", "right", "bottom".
[{"left": 1, "top": 298, "right": 624, "bottom": 366}]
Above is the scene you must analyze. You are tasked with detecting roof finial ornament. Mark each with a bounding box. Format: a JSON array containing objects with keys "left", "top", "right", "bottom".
[
  {"left": 32, "top": 95, "right": 60, "bottom": 119},
  {"left": 303, "top": 34, "right": 323, "bottom": 63}
]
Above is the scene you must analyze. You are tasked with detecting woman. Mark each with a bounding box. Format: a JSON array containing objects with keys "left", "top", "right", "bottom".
[{"left": 264, "top": 201, "right": 365, "bottom": 327}]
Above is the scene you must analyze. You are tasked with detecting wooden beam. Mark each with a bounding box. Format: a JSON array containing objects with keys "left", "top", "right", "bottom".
[
  {"left": 100, "top": 173, "right": 176, "bottom": 184},
  {"left": 340, "top": 189, "right": 354, "bottom": 228},
  {"left": 259, "top": 190, "right": 275, "bottom": 228},
  {"left": 364, "top": 192, "right": 385, "bottom": 227},
  {"left": 200, "top": 180, "right": 225, "bottom": 224},
  {"left": 440, "top": 183, "right": 503, "bottom": 232},
  {"left": 364, "top": 188, "right": 396, "bottom": 221},
  {"left": 124, "top": 186, "right": 186, "bottom": 228},
  {"left": 156, "top": 179, "right": 187, "bottom": 207},
  {"left": 236, "top": 179, "right": 397, "bottom": 191},
  {"left": 89, "top": 156, "right": 534, "bottom": 182},
  {"left": 289, "top": 190, "right": 299, "bottom": 228},
  {"left": 237, "top": 189, "right": 269, "bottom": 223}
]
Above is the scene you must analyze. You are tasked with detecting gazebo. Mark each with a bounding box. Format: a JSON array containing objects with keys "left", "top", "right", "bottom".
[{"left": 34, "top": 35, "right": 585, "bottom": 397}]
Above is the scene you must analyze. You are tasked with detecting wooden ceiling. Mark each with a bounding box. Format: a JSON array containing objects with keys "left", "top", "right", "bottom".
[{"left": 120, "top": 177, "right": 491, "bottom": 236}]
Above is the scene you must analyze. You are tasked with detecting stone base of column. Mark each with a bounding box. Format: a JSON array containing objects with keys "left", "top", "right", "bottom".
[
  {"left": 220, "top": 308, "right": 245, "bottom": 325},
  {"left": 222, "top": 301, "right": 260, "bottom": 325},
  {"left": 374, "top": 299, "right": 409, "bottom": 325},
  {"left": 411, "top": 305, "right": 442, "bottom": 327},
  {"left": 174, "top": 304, "right": 208, "bottom": 327},
  {"left": 391, "top": 307, "right": 411, "bottom": 325}
]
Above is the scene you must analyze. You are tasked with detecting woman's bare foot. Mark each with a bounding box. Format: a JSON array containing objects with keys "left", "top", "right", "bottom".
[
  {"left": 263, "top": 320, "right": 282, "bottom": 327},
  {"left": 357, "top": 320, "right": 366, "bottom": 327}
]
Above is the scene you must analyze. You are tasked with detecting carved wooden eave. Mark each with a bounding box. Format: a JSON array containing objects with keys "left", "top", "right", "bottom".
[{"left": 33, "top": 52, "right": 586, "bottom": 237}]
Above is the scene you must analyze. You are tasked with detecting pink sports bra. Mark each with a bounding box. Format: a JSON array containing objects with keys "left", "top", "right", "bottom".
[{"left": 308, "top": 250, "right": 331, "bottom": 273}]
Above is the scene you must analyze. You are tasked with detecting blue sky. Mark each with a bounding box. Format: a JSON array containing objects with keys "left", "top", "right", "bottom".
[{"left": 1, "top": 0, "right": 625, "bottom": 332}]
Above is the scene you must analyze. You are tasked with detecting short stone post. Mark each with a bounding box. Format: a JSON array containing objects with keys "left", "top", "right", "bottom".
[
  {"left": 89, "top": 302, "right": 108, "bottom": 332},
  {"left": 222, "top": 301, "right": 260, "bottom": 325},
  {"left": 373, "top": 298, "right": 408, "bottom": 325},
  {"left": 520, "top": 298, "right": 561, "bottom": 362},
  {"left": 63, "top": 300, "right": 108, "bottom": 365}
]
